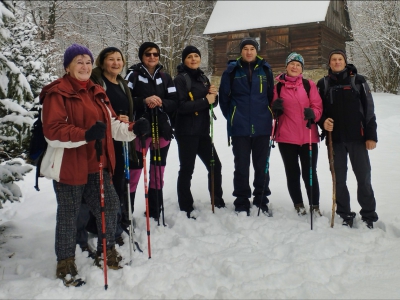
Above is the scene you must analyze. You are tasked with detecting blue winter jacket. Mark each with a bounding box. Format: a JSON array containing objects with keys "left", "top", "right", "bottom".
[{"left": 219, "top": 56, "right": 274, "bottom": 143}]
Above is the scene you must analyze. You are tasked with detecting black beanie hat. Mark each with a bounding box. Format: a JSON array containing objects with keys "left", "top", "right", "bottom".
[
  {"left": 181, "top": 45, "right": 201, "bottom": 63},
  {"left": 138, "top": 42, "right": 160, "bottom": 62},
  {"left": 239, "top": 37, "right": 259, "bottom": 52},
  {"left": 329, "top": 49, "right": 347, "bottom": 64}
]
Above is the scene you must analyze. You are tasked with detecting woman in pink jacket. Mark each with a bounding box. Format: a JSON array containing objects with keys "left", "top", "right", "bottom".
[{"left": 271, "top": 53, "right": 323, "bottom": 216}]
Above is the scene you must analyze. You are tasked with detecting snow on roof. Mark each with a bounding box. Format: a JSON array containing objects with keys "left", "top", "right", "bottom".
[{"left": 204, "top": 0, "right": 330, "bottom": 35}]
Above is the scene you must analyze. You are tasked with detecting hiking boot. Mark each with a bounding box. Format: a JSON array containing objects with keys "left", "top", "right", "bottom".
[
  {"left": 342, "top": 218, "right": 354, "bottom": 228},
  {"left": 310, "top": 205, "right": 322, "bottom": 217},
  {"left": 94, "top": 246, "right": 123, "bottom": 270},
  {"left": 234, "top": 197, "right": 250, "bottom": 216},
  {"left": 362, "top": 218, "right": 374, "bottom": 229},
  {"left": 107, "top": 246, "right": 123, "bottom": 270},
  {"left": 144, "top": 210, "right": 161, "bottom": 222},
  {"left": 342, "top": 212, "right": 356, "bottom": 228},
  {"left": 187, "top": 209, "right": 199, "bottom": 220},
  {"left": 80, "top": 245, "right": 96, "bottom": 259},
  {"left": 214, "top": 198, "right": 226, "bottom": 209},
  {"left": 56, "top": 257, "right": 85, "bottom": 287},
  {"left": 295, "top": 203, "right": 307, "bottom": 216}
]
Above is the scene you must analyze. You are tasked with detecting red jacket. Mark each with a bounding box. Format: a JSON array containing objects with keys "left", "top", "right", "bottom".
[
  {"left": 40, "top": 75, "right": 135, "bottom": 185},
  {"left": 272, "top": 74, "right": 323, "bottom": 145}
]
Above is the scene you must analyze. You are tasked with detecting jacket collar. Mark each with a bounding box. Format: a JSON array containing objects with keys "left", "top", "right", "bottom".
[{"left": 39, "top": 75, "right": 107, "bottom": 104}]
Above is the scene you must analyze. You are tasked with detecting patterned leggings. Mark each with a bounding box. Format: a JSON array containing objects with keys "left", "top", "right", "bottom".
[{"left": 53, "top": 170, "right": 119, "bottom": 261}]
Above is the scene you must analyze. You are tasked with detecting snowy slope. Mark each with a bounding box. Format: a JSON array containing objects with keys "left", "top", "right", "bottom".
[{"left": 1, "top": 93, "right": 400, "bottom": 299}]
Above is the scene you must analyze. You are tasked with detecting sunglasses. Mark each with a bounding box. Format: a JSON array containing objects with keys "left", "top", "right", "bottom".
[{"left": 144, "top": 52, "right": 160, "bottom": 57}]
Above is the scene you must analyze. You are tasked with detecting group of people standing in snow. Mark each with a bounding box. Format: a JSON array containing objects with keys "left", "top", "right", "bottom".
[{"left": 39, "top": 37, "right": 378, "bottom": 287}]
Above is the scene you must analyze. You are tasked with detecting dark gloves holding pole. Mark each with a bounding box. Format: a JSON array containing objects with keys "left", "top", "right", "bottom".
[
  {"left": 303, "top": 108, "right": 315, "bottom": 120},
  {"left": 85, "top": 121, "right": 106, "bottom": 142},
  {"left": 133, "top": 117, "right": 151, "bottom": 137},
  {"left": 157, "top": 112, "right": 174, "bottom": 141},
  {"left": 272, "top": 98, "right": 284, "bottom": 118},
  {"left": 304, "top": 108, "right": 315, "bottom": 128}
]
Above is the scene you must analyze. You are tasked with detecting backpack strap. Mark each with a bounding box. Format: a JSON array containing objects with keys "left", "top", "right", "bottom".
[
  {"left": 302, "top": 78, "right": 311, "bottom": 99},
  {"left": 277, "top": 82, "right": 282, "bottom": 98}
]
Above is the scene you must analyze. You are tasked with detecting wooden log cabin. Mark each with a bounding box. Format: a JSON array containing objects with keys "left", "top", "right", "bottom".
[{"left": 203, "top": 0, "right": 352, "bottom": 79}]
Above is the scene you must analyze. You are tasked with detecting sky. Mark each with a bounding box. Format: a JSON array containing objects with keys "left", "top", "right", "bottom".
[{"left": 1, "top": 92, "right": 400, "bottom": 299}]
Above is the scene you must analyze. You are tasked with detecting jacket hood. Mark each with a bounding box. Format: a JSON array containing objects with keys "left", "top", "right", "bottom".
[
  {"left": 176, "top": 63, "right": 204, "bottom": 76},
  {"left": 329, "top": 63, "right": 358, "bottom": 76},
  {"left": 275, "top": 73, "right": 303, "bottom": 84},
  {"left": 39, "top": 78, "right": 63, "bottom": 104},
  {"left": 227, "top": 56, "right": 270, "bottom": 74},
  {"left": 127, "top": 62, "right": 164, "bottom": 73},
  {"left": 39, "top": 75, "right": 107, "bottom": 104}
]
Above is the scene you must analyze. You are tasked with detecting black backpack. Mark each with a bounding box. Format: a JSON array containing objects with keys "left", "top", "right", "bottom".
[
  {"left": 322, "top": 74, "right": 360, "bottom": 103},
  {"left": 276, "top": 78, "right": 311, "bottom": 99},
  {"left": 28, "top": 108, "right": 47, "bottom": 191},
  {"left": 178, "top": 72, "right": 217, "bottom": 120}
]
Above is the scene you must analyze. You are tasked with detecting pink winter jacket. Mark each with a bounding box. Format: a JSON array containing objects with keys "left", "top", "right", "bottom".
[{"left": 272, "top": 74, "right": 323, "bottom": 145}]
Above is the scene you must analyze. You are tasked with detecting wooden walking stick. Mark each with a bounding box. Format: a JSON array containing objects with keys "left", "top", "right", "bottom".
[{"left": 328, "top": 131, "right": 336, "bottom": 228}]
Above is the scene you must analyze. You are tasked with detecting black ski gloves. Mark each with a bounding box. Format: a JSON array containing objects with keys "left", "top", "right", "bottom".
[
  {"left": 85, "top": 121, "right": 106, "bottom": 142},
  {"left": 304, "top": 108, "right": 315, "bottom": 120},
  {"left": 272, "top": 98, "right": 284, "bottom": 118},
  {"left": 133, "top": 118, "right": 151, "bottom": 137},
  {"left": 157, "top": 112, "right": 174, "bottom": 141}
]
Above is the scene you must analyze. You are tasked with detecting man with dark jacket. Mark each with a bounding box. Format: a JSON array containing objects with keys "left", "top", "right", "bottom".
[
  {"left": 219, "top": 37, "right": 274, "bottom": 215},
  {"left": 317, "top": 49, "right": 378, "bottom": 229}
]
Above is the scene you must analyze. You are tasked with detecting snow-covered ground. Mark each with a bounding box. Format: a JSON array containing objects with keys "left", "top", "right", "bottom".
[{"left": 1, "top": 93, "right": 400, "bottom": 299}]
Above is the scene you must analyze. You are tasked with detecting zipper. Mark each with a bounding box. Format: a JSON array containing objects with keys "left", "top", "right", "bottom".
[{"left": 230, "top": 106, "right": 236, "bottom": 126}]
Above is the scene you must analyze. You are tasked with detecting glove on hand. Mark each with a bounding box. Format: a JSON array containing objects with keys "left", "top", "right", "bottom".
[
  {"left": 85, "top": 121, "right": 106, "bottom": 142},
  {"left": 303, "top": 108, "right": 315, "bottom": 120},
  {"left": 157, "top": 112, "right": 174, "bottom": 141},
  {"left": 272, "top": 98, "right": 284, "bottom": 118},
  {"left": 133, "top": 118, "right": 150, "bottom": 137}
]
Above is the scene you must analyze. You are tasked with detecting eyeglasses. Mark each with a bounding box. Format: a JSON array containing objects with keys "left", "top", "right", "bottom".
[{"left": 144, "top": 52, "right": 160, "bottom": 57}]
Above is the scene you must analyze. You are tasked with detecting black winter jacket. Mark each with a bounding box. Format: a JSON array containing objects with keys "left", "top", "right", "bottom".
[
  {"left": 317, "top": 64, "right": 377, "bottom": 143},
  {"left": 125, "top": 63, "right": 178, "bottom": 140},
  {"left": 174, "top": 64, "right": 218, "bottom": 136}
]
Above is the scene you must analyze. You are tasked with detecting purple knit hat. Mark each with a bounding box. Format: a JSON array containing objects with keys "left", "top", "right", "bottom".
[{"left": 63, "top": 43, "right": 94, "bottom": 69}]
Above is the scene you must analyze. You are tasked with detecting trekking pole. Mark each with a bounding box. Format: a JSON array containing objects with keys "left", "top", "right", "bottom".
[
  {"left": 210, "top": 104, "right": 215, "bottom": 213},
  {"left": 257, "top": 119, "right": 277, "bottom": 216},
  {"left": 94, "top": 135, "right": 108, "bottom": 290},
  {"left": 328, "top": 131, "right": 336, "bottom": 228},
  {"left": 307, "top": 119, "right": 313, "bottom": 230},
  {"left": 150, "top": 109, "right": 161, "bottom": 226},
  {"left": 141, "top": 135, "right": 151, "bottom": 259},
  {"left": 122, "top": 141, "right": 138, "bottom": 265},
  {"left": 154, "top": 108, "right": 166, "bottom": 226}
]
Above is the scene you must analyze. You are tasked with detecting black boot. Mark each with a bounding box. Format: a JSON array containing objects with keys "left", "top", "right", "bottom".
[{"left": 147, "top": 188, "right": 162, "bottom": 220}]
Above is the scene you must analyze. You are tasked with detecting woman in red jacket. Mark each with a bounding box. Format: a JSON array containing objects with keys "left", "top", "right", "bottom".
[
  {"left": 40, "top": 44, "right": 149, "bottom": 287},
  {"left": 271, "top": 53, "right": 323, "bottom": 216}
]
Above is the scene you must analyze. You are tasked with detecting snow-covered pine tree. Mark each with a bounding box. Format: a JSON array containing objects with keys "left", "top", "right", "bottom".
[
  {"left": 0, "top": 0, "right": 35, "bottom": 160},
  {"left": 0, "top": 1, "right": 33, "bottom": 208}
]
